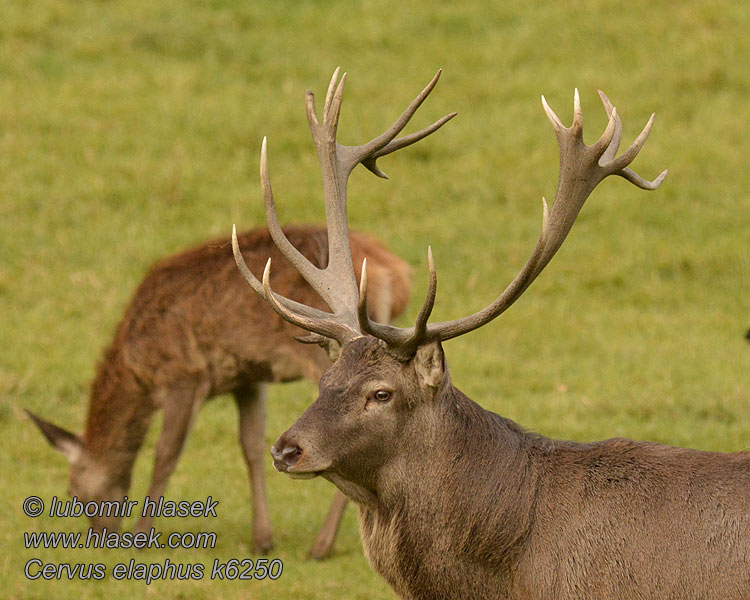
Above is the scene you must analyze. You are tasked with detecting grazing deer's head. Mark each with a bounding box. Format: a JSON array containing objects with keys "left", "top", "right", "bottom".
[
  {"left": 26, "top": 409, "right": 129, "bottom": 530},
  {"left": 233, "top": 69, "right": 666, "bottom": 506}
]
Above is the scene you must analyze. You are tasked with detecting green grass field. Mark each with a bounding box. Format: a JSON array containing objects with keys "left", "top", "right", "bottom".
[{"left": 2, "top": 1, "right": 748, "bottom": 598}]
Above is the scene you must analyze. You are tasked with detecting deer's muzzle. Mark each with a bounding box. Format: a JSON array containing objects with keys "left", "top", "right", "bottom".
[{"left": 270, "top": 443, "right": 302, "bottom": 472}]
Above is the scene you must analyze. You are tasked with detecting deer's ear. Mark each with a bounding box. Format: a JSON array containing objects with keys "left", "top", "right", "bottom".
[
  {"left": 25, "top": 410, "right": 84, "bottom": 464},
  {"left": 414, "top": 340, "right": 445, "bottom": 396}
]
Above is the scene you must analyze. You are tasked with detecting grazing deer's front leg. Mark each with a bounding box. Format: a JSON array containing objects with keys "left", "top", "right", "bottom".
[
  {"left": 305, "top": 359, "right": 352, "bottom": 560},
  {"left": 234, "top": 383, "right": 274, "bottom": 553},
  {"left": 134, "top": 383, "right": 205, "bottom": 533},
  {"left": 306, "top": 287, "right": 397, "bottom": 560},
  {"left": 309, "top": 490, "right": 349, "bottom": 559}
]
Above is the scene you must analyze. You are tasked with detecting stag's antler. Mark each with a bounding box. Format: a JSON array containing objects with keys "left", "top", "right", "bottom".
[
  {"left": 233, "top": 68, "right": 456, "bottom": 343},
  {"left": 358, "top": 89, "right": 667, "bottom": 358},
  {"left": 234, "top": 71, "right": 667, "bottom": 361}
]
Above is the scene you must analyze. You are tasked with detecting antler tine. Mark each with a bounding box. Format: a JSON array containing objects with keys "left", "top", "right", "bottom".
[
  {"left": 358, "top": 258, "right": 395, "bottom": 338},
  {"left": 359, "top": 248, "right": 440, "bottom": 358},
  {"left": 357, "top": 258, "right": 369, "bottom": 323},
  {"left": 306, "top": 67, "right": 345, "bottom": 129},
  {"left": 423, "top": 199, "right": 550, "bottom": 341},
  {"left": 306, "top": 89, "right": 320, "bottom": 128},
  {"left": 325, "top": 72, "right": 347, "bottom": 132},
  {"left": 597, "top": 90, "right": 623, "bottom": 162},
  {"left": 608, "top": 114, "right": 669, "bottom": 190},
  {"left": 260, "top": 258, "right": 361, "bottom": 342},
  {"left": 363, "top": 112, "right": 458, "bottom": 179},
  {"left": 231, "top": 226, "right": 338, "bottom": 321},
  {"left": 260, "top": 137, "right": 323, "bottom": 285},
  {"left": 419, "top": 90, "right": 665, "bottom": 345},
  {"left": 346, "top": 69, "right": 443, "bottom": 165},
  {"left": 232, "top": 136, "right": 360, "bottom": 329},
  {"left": 333, "top": 69, "right": 458, "bottom": 180},
  {"left": 232, "top": 224, "right": 265, "bottom": 296},
  {"left": 619, "top": 166, "right": 669, "bottom": 190},
  {"left": 414, "top": 246, "right": 438, "bottom": 338},
  {"left": 609, "top": 113, "right": 655, "bottom": 170},
  {"left": 572, "top": 88, "right": 583, "bottom": 136},
  {"left": 323, "top": 67, "right": 342, "bottom": 120},
  {"left": 236, "top": 137, "right": 356, "bottom": 321},
  {"left": 596, "top": 90, "right": 668, "bottom": 190},
  {"left": 541, "top": 94, "right": 565, "bottom": 132},
  {"left": 591, "top": 107, "right": 618, "bottom": 158},
  {"left": 357, "top": 258, "right": 379, "bottom": 338}
]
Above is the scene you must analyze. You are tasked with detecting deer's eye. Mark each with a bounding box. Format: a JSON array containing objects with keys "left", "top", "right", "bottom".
[{"left": 373, "top": 390, "right": 392, "bottom": 402}]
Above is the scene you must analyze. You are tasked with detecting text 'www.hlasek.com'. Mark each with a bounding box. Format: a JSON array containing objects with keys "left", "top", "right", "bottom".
[{"left": 22, "top": 495, "right": 283, "bottom": 584}]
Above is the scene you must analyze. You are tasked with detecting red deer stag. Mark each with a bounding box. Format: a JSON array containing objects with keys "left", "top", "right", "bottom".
[
  {"left": 234, "top": 68, "right": 750, "bottom": 599},
  {"left": 27, "top": 225, "right": 411, "bottom": 559}
]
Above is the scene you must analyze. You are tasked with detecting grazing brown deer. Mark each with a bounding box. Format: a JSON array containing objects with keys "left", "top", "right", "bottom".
[
  {"left": 233, "top": 68, "right": 750, "bottom": 599},
  {"left": 27, "top": 225, "right": 411, "bottom": 559}
]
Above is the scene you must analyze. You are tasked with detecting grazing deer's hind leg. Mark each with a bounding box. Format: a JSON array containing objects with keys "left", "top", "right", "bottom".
[
  {"left": 304, "top": 362, "right": 351, "bottom": 560},
  {"left": 134, "top": 383, "right": 205, "bottom": 533},
  {"left": 235, "top": 383, "right": 274, "bottom": 553}
]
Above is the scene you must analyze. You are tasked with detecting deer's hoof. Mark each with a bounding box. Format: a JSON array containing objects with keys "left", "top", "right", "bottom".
[{"left": 254, "top": 536, "right": 274, "bottom": 555}]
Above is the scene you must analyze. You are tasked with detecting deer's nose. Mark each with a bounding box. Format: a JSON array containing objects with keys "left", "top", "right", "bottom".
[{"left": 271, "top": 443, "right": 303, "bottom": 471}]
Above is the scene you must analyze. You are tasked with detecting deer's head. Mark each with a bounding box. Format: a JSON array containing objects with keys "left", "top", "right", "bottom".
[{"left": 232, "top": 69, "right": 666, "bottom": 504}]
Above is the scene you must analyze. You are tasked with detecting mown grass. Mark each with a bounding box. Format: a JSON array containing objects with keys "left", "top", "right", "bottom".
[{"left": 1, "top": 1, "right": 748, "bottom": 598}]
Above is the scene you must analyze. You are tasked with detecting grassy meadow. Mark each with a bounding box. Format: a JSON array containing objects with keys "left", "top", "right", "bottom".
[{"left": 1, "top": 1, "right": 748, "bottom": 598}]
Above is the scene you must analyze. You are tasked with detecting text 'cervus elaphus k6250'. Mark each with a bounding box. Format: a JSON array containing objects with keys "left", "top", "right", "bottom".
[
  {"left": 28, "top": 225, "right": 411, "bottom": 559},
  {"left": 233, "top": 69, "right": 749, "bottom": 599}
]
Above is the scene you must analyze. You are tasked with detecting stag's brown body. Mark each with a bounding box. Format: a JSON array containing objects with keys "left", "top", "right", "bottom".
[
  {"left": 28, "top": 225, "right": 411, "bottom": 558},
  {"left": 234, "top": 69, "right": 749, "bottom": 599},
  {"left": 330, "top": 341, "right": 750, "bottom": 599}
]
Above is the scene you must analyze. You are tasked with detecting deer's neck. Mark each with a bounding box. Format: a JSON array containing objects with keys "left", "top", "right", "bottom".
[
  {"left": 83, "top": 347, "right": 153, "bottom": 475},
  {"left": 359, "top": 385, "right": 543, "bottom": 595}
]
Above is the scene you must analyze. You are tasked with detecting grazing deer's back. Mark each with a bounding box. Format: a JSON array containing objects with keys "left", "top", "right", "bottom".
[
  {"left": 350, "top": 230, "right": 411, "bottom": 321},
  {"left": 100, "top": 226, "right": 410, "bottom": 396}
]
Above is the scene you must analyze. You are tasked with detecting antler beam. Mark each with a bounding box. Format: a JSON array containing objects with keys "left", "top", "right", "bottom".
[{"left": 233, "top": 69, "right": 456, "bottom": 343}]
